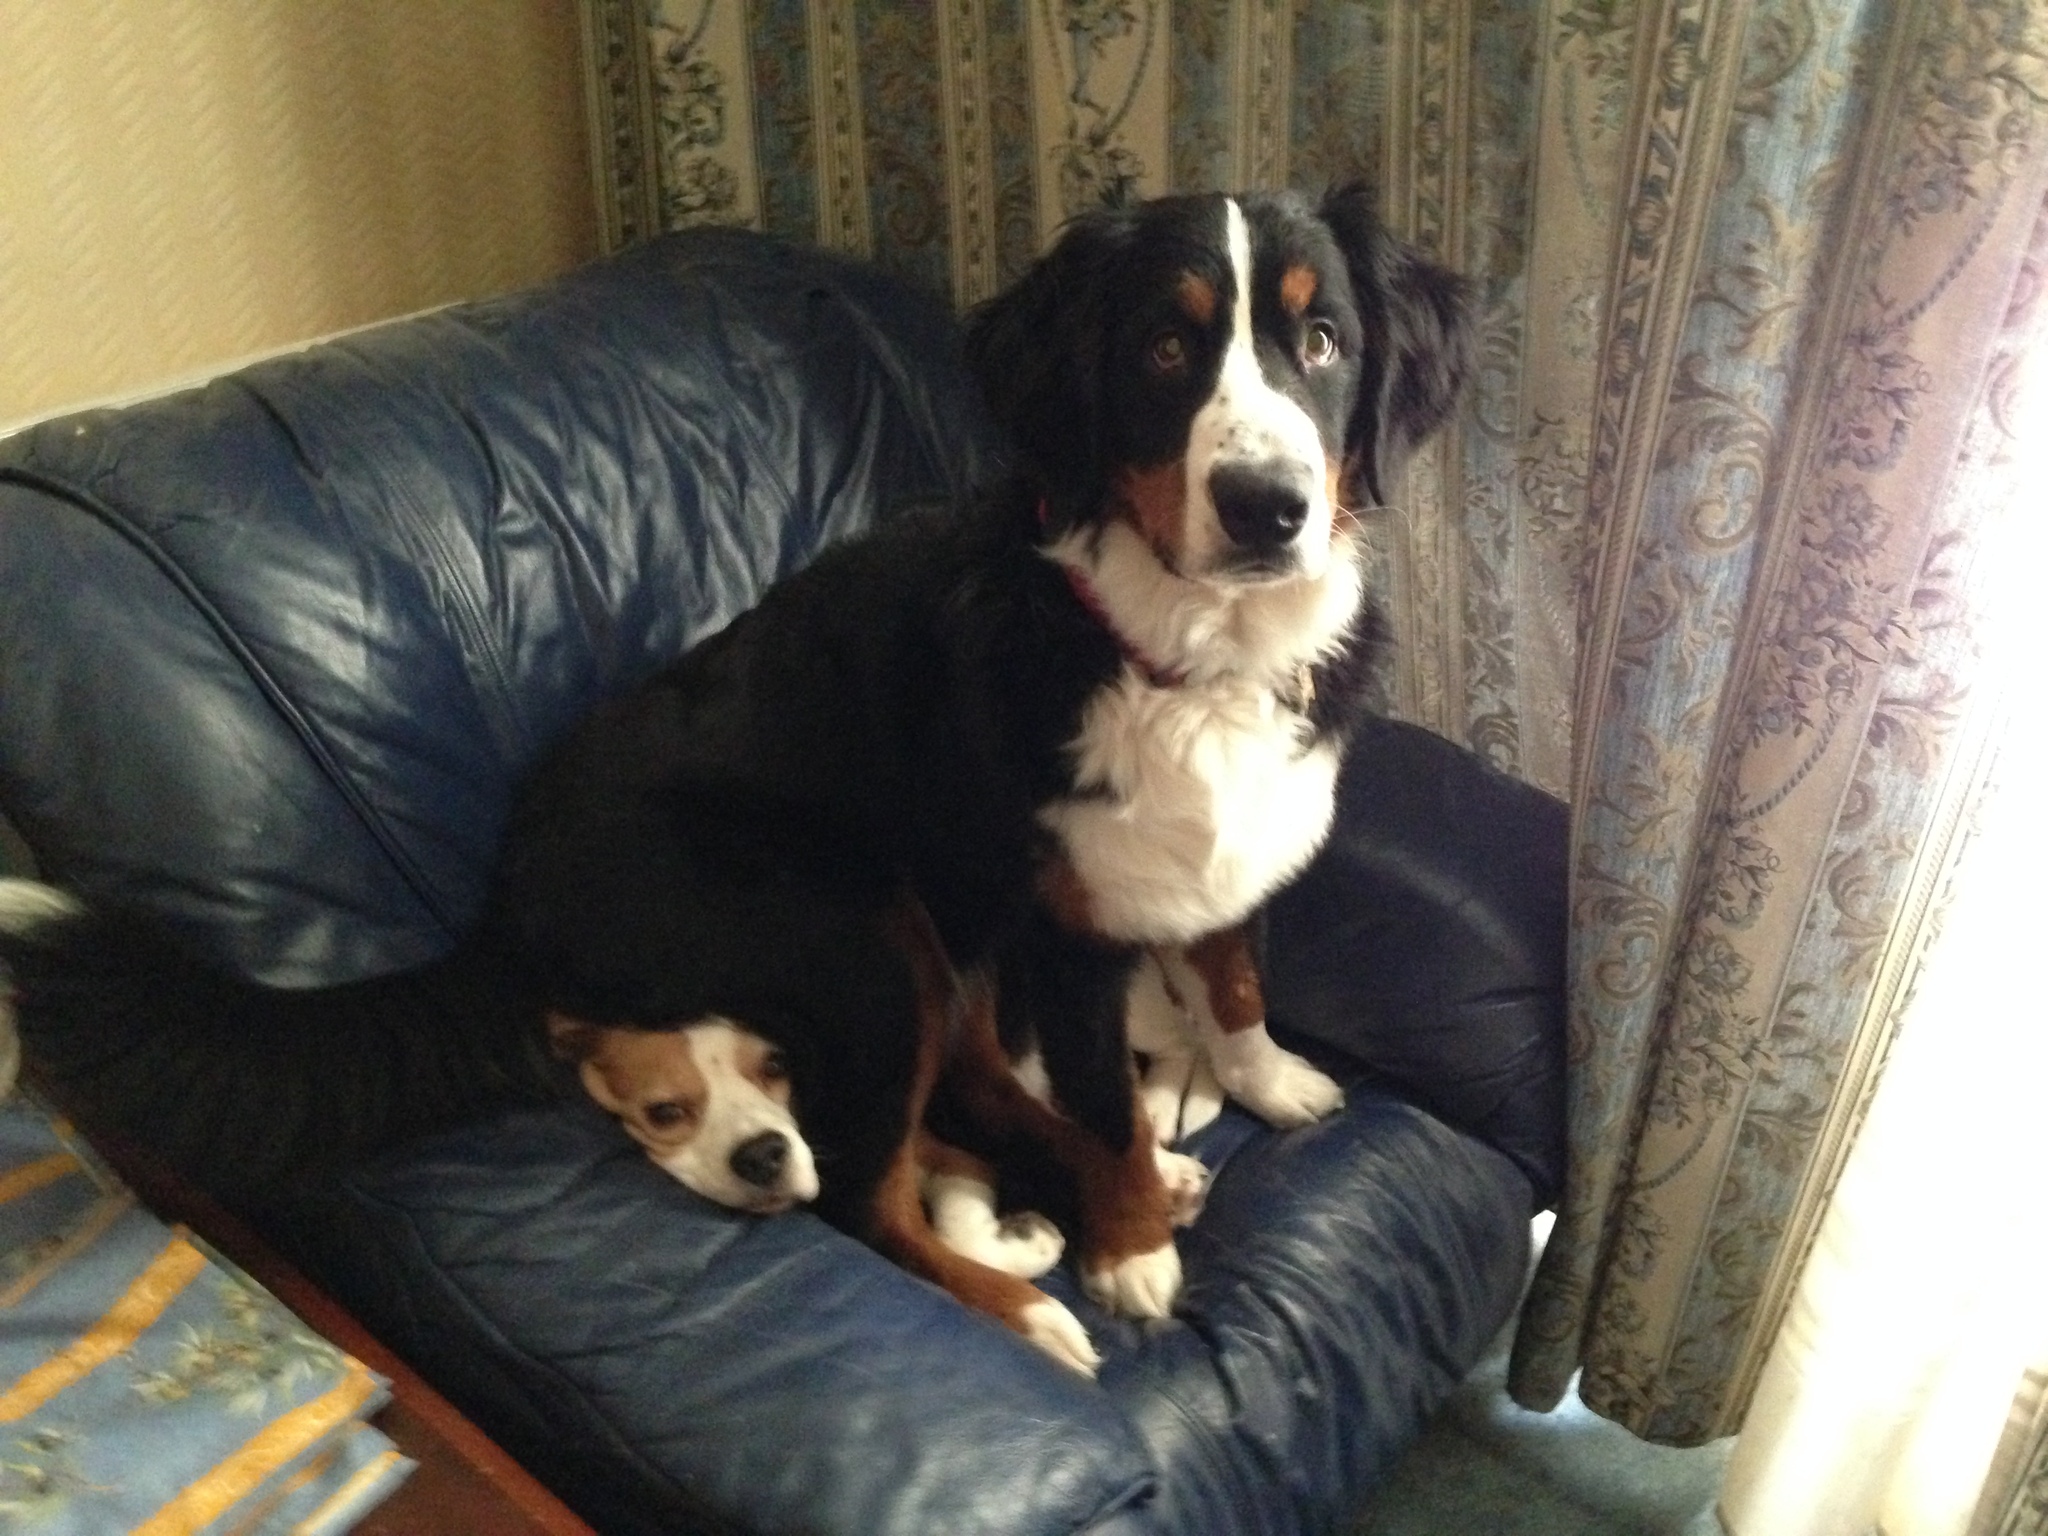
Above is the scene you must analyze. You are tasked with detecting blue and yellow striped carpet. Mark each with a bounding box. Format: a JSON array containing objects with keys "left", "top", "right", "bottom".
[{"left": 0, "top": 1093, "right": 411, "bottom": 1535}]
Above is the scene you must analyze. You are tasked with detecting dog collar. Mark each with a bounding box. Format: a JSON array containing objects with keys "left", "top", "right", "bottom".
[
  {"left": 1037, "top": 498, "right": 1317, "bottom": 708},
  {"left": 1039, "top": 498, "right": 1189, "bottom": 689},
  {"left": 1059, "top": 563, "right": 1190, "bottom": 690}
]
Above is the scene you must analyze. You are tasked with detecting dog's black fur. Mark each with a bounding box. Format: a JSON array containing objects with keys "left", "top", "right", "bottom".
[{"left": 0, "top": 185, "right": 1473, "bottom": 1217}]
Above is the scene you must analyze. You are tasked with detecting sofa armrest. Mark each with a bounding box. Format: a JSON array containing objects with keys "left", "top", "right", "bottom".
[
  {"left": 1264, "top": 717, "right": 1569, "bottom": 1209},
  {"left": 0, "top": 229, "right": 992, "bottom": 988}
]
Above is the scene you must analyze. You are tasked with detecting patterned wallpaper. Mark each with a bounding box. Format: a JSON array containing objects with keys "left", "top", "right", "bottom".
[{"left": 0, "top": 0, "right": 599, "bottom": 427}]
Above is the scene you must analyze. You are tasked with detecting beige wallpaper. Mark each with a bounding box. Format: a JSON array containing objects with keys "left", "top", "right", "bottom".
[{"left": 0, "top": 0, "right": 599, "bottom": 426}]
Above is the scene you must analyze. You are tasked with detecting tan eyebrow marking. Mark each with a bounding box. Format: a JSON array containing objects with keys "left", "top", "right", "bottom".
[
  {"left": 590, "top": 1028, "right": 709, "bottom": 1142},
  {"left": 1281, "top": 264, "right": 1318, "bottom": 317},
  {"left": 1176, "top": 271, "right": 1217, "bottom": 326}
]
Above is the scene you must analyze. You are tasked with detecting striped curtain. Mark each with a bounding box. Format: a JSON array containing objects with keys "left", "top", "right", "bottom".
[{"left": 579, "top": 0, "right": 2048, "bottom": 1449}]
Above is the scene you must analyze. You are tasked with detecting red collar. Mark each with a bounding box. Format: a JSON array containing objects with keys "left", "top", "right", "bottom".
[
  {"left": 1039, "top": 499, "right": 1189, "bottom": 689},
  {"left": 1060, "top": 562, "right": 1189, "bottom": 689}
]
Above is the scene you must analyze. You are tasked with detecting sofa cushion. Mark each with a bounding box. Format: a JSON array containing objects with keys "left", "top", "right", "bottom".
[{"left": 266, "top": 1081, "right": 1530, "bottom": 1536}]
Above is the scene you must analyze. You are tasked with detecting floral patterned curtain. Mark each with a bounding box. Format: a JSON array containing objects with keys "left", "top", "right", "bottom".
[{"left": 578, "top": 0, "right": 2048, "bottom": 1446}]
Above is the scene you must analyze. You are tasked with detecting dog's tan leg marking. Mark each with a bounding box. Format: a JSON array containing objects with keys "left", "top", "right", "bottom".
[
  {"left": 869, "top": 1142, "right": 1096, "bottom": 1374},
  {"left": 861, "top": 908, "right": 1097, "bottom": 1375},
  {"left": 1165, "top": 929, "right": 1345, "bottom": 1130},
  {"left": 1036, "top": 856, "right": 1097, "bottom": 936},
  {"left": 945, "top": 991, "right": 1182, "bottom": 1319},
  {"left": 1181, "top": 928, "right": 1267, "bottom": 1037}
]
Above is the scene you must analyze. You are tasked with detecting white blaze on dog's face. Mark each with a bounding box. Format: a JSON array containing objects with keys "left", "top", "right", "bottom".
[
  {"left": 547, "top": 1013, "right": 819, "bottom": 1214},
  {"left": 1174, "top": 198, "right": 1345, "bottom": 584},
  {"left": 1077, "top": 193, "right": 1366, "bottom": 594}
]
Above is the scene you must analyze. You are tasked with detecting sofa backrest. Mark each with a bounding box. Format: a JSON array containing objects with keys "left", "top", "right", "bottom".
[{"left": 0, "top": 230, "right": 993, "bottom": 987}]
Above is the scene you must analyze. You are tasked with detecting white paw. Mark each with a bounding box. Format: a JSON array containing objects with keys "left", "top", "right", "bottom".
[
  {"left": 928, "top": 1170, "right": 1066, "bottom": 1279},
  {"left": 1238, "top": 1048, "right": 1345, "bottom": 1127},
  {"left": 1215, "top": 1039, "right": 1345, "bottom": 1129},
  {"left": 1153, "top": 1148, "right": 1208, "bottom": 1227},
  {"left": 985, "top": 1210, "right": 1066, "bottom": 1279},
  {"left": 1017, "top": 1295, "right": 1099, "bottom": 1376},
  {"left": 1083, "top": 1240, "right": 1182, "bottom": 1319}
]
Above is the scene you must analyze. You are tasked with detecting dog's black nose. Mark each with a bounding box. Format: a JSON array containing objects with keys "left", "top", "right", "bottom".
[
  {"left": 1210, "top": 462, "right": 1310, "bottom": 554},
  {"left": 729, "top": 1131, "right": 790, "bottom": 1189}
]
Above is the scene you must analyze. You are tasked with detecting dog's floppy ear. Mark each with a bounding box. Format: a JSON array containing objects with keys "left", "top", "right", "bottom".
[
  {"left": 545, "top": 1011, "right": 601, "bottom": 1063},
  {"left": 1319, "top": 182, "right": 1477, "bottom": 508},
  {"left": 963, "top": 207, "right": 1136, "bottom": 524}
]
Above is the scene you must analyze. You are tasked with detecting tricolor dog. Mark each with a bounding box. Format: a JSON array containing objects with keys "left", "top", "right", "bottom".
[{"left": 0, "top": 185, "right": 1472, "bottom": 1374}]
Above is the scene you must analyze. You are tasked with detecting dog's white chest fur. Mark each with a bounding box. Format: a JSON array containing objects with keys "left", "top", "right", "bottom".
[{"left": 1040, "top": 678, "right": 1338, "bottom": 943}]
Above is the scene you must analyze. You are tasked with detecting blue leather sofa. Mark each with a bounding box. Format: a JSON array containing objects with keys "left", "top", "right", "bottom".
[{"left": 0, "top": 229, "right": 1565, "bottom": 1536}]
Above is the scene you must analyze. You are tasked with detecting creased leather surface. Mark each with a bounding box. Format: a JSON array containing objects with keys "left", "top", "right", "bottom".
[
  {"left": 274, "top": 1083, "right": 1528, "bottom": 1536},
  {"left": 0, "top": 230, "right": 988, "bottom": 984},
  {"left": 0, "top": 229, "right": 1556, "bottom": 1535},
  {"left": 1266, "top": 715, "right": 1570, "bottom": 1210}
]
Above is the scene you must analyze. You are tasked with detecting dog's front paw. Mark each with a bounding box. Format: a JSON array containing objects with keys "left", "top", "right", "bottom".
[
  {"left": 1082, "top": 1241, "right": 1182, "bottom": 1319},
  {"left": 1236, "top": 1047, "right": 1345, "bottom": 1127},
  {"left": 931, "top": 1181, "right": 1066, "bottom": 1279},
  {"left": 1153, "top": 1148, "right": 1208, "bottom": 1226},
  {"left": 989, "top": 1210, "right": 1066, "bottom": 1279},
  {"left": 1017, "top": 1295, "right": 1100, "bottom": 1377},
  {"left": 1212, "top": 1031, "right": 1345, "bottom": 1129}
]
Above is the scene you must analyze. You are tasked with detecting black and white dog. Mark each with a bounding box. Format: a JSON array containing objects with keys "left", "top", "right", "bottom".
[{"left": 0, "top": 186, "right": 1472, "bottom": 1371}]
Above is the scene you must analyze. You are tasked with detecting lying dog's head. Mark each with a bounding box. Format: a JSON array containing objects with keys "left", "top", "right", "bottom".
[
  {"left": 965, "top": 185, "right": 1474, "bottom": 586},
  {"left": 548, "top": 1012, "right": 820, "bottom": 1214}
]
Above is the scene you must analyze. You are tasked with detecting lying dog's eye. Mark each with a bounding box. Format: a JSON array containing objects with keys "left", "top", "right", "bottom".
[
  {"left": 1149, "top": 330, "right": 1189, "bottom": 372},
  {"left": 1303, "top": 321, "right": 1340, "bottom": 368},
  {"left": 645, "top": 1100, "right": 699, "bottom": 1131},
  {"left": 761, "top": 1050, "right": 789, "bottom": 1082}
]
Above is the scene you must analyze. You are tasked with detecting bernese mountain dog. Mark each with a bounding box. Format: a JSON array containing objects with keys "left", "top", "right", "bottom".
[{"left": 0, "top": 185, "right": 1472, "bottom": 1374}]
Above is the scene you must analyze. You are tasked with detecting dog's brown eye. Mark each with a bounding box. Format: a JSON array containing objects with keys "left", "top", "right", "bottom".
[
  {"left": 1149, "top": 331, "right": 1188, "bottom": 372},
  {"left": 761, "top": 1051, "right": 789, "bottom": 1082},
  {"left": 645, "top": 1100, "right": 698, "bottom": 1131},
  {"left": 1303, "top": 320, "right": 1339, "bottom": 368}
]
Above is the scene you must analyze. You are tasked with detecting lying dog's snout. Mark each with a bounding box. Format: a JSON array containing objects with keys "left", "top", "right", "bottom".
[
  {"left": 729, "top": 1130, "right": 791, "bottom": 1189},
  {"left": 1210, "top": 462, "right": 1310, "bottom": 555}
]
